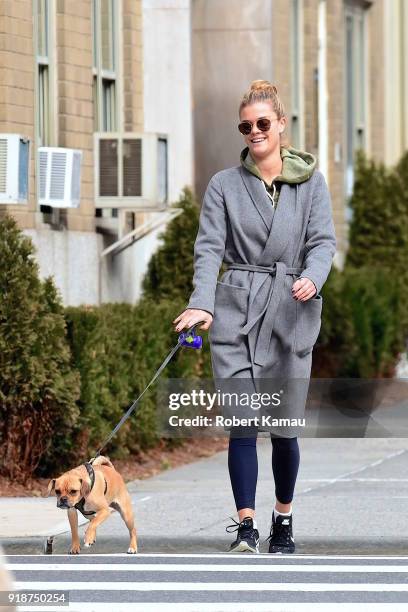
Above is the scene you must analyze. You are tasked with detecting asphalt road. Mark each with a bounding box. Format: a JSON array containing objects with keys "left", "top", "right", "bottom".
[
  {"left": 3, "top": 438, "right": 408, "bottom": 555},
  {"left": 3, "top": 438, "right": 408, "bottom": 611},
  {"left": 6, "top": 552, "right": 408, "bottom": 611}
]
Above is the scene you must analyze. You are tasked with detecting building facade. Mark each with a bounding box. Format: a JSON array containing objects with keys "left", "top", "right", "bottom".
[
  {"left": 0, "top": 0, "right": 407, "bottom": 305},
  {"left": 0, "top": 0, "right": 193, "bottom": 305},
  {"left": 192, "top": 0, "right": 408, "bottom": 265}
]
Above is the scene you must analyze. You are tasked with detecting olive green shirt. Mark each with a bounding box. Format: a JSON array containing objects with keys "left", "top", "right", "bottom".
[{"left": 240, "top": 145, "right": 318, "bottom": 208}]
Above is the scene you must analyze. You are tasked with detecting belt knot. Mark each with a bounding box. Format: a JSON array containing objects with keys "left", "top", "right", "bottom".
[{"left": 225, "top": 261, "right": 303, "bottom": 366}]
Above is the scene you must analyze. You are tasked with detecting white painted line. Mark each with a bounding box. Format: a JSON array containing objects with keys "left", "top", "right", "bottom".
[
  {"left": 8, "top": 563, "right": 408, "bottom": 573},
  {"left": 299, "top": 449, "right": 407, "bottom": 495},
  {"left": 299, "top": 478, "right": 408, "bottom": 482},
  {"left": 17, "top": 604, "right": 408, "bottom": 612},
  {"left": 14, "top": 581, "right": 408, "bottom": 591},
  {"left": 139, "top": 496, "right": 151, "bottom": 501},
  {"left": 6, "top": 552, "right": 408, "bottom": 559}
]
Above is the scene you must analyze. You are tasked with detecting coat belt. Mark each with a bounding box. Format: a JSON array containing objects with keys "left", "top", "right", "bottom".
[{"left": 225, "top": 262, "right": 303, "bottom": 365}]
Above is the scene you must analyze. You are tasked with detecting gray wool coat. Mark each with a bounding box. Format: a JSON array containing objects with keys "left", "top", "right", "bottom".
[{"left": 185, "top": 165, "right": 337, "bottom": 425}]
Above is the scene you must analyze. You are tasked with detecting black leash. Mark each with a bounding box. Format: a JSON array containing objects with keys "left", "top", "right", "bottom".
[
  {"left": 44, "top": 321, "right": 205, "bottom": 555},
  {"left": 91, "top": 321, "right": 205, "bottom": 460}
]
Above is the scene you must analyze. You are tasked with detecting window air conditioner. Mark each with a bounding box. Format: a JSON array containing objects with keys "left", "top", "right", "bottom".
[
  {"left": 38, "top": 147, "right": 82, "bottom": 208},
  {"left": 0, "top": 134, "right": 30, "bottom": 204},
  {"left": 94, "top": 132, "right": 168, "bottom": 210}
]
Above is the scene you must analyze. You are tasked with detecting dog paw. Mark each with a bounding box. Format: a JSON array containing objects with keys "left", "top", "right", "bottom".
[
  {"left": 69, "top": 545, "right": 81, "bottom": 554},
  {"left": 127, "top": 547, "right": 138, "bottom": 554},
  {"left": 84, "top": 534, "right": 96, "bottom": 547}
]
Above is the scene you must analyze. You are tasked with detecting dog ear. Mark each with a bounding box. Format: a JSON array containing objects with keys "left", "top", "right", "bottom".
[
  {"left": 46, "top": 479, "right": 56, "bottom": 497},
  {"left": 79, "top": 478, "right": 91, "bottom": 498}
]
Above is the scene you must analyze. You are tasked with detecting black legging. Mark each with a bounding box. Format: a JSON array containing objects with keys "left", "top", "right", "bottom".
[{"left": 228, "top": 433, "right": 300, "bottom": 510}]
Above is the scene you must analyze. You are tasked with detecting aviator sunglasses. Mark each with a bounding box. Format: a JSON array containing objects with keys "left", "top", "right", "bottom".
[{"left": 238, "top": 116, "right": 279, "bottom": 136}]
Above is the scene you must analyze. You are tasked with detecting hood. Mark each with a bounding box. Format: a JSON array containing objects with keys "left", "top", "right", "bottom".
[{"left": 240, "top": 145, "right": 317, "bottom": 185}]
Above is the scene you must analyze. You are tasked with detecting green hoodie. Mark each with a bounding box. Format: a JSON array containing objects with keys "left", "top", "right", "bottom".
[{"left": 240, "top": 145, "right": 317, "bottom": 208}]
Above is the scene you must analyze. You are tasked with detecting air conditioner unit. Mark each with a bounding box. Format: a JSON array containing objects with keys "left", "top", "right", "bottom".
[
  {"left": 0, "top": 134, "right": 30, "bottom": 204},
  {"left": 38, "top": 147, "right": 82, "bottom": 208},
  {"left": 94, "top": 132, "right": 168, "bottom": 210}
]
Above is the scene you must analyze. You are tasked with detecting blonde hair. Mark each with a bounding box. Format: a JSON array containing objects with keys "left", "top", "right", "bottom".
[{"left": 239, "top": 80, "right": 289, "bottom": 147}]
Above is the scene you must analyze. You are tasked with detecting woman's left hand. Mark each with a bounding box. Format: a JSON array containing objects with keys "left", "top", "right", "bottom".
[{"left": 291, "top": 277, "right": 317, "bottom": 301}]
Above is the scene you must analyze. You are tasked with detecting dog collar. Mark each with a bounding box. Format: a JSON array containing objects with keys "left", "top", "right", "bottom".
[{"left": 74, "top": 462, "right": 108, "bottom": 518}]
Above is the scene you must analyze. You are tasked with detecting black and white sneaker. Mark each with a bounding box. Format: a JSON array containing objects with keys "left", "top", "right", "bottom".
[
  {"left": 267, "top": 512, "right": 295, "bottom": 554},
  {"left": 226, "top": 516, "right": 260, "bottom": 553}
]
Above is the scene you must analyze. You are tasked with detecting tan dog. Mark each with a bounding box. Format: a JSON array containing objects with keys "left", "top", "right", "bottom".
[{"left": 47, "top": 456, "right": 137, "bottom": 554}]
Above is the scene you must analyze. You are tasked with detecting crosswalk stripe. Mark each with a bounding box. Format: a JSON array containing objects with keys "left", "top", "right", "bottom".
[
  {"left": 299, "top": 478, "right": 408, "bottom": 482},
  {"left": 7, "top": 563, "right": 408, "bottom": 573},
  {"left": 12, "top": 555, "right": 408, "bottom": 610},
  {"left": 18, "top": 604, "right": 408, "bottom": 612},
  {"left": 13, "top": 581, "right": 408, "bottom": 591},
  {"left": 7, "top": 553, "right": 408, "bottom": 560}
]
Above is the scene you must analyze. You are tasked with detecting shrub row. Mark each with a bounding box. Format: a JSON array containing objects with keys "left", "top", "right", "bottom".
[{"left": 1, "top": 152, "right": 408, "bottom": 481}]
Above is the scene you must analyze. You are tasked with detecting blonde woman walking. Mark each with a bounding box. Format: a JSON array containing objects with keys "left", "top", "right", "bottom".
[{"left": 174, "top": 80, "right": 336, "bottom": 553}]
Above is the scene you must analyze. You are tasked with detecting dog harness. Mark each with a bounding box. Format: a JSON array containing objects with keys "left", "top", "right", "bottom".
[{"left": 74, "top": 462, "right": 108, "bottom": 519}]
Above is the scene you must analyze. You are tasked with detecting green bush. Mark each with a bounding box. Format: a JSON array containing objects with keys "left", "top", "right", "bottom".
[
  {"left": 61, "top": 184, "right": 211, "bottom": 463},
  {"left": 63, "top": 296, "right": 211, "bottom": 463},
  {"left": 63, "top": 303, "right": 136, "bottom": 463},
  {"left": 316, "top": 149, "right": 408, "bottom": 377},
  {"left": 318, "top": 266, "right": 405, "bottom": 377},
  {"left": 0, "top": 214, "right": 80, "bottom": 482},
  {"left": 0, "top": 186, "right": 211, "bottom": 479},
  {"left": 142, "top": 187, "right": 201, "bottom": 303},
  {"left": 6, "top": 148, "right": 407, "bottom": 479},
  {"left": 346, "top": 149, "right": 408, "bottom": 339}
]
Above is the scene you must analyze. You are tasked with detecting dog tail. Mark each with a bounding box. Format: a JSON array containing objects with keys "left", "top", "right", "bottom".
[{"left": 91, "top": 455, "right": 114, "bottom": 468}]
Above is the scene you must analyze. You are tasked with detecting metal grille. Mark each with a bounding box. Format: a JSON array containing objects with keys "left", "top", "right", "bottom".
[
  {"left": 99, "top": 139, "right": 118, "bottom": 196},
  {"left": 0, "top": 139, "right": 7, "bottom": 193},
  {"left": 18, "top": 139, "right": 29, "bottom": 200},
  {"left": 157, "top": 138, "right": 168, "bottom": 203},
  {"left": 49, "top": 151, "right": 66, "bottom": 200},
  {"left": 71, "top": 151, "right": 81, "bottom": 203},
  {"left": 39, "top": 149, "right": 48, "bottom": 199},
  {"left": 123, "top": 138, "right": 142, "bottom": 196}
]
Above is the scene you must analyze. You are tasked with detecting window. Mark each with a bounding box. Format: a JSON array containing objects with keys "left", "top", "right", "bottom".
[
  {"left": 34, "top": 0, "right": 54, "bottom": 147},
  {"left": 344, "top": 2, "right": 368, "bottom": 200},
  {"left": 290, "top": 0, "right": 304, "bottom": 149},
  {"left": 92, "top": 0, "right": 118, "bottom": 133},
  {"left": 34, "top": 0, "right": 57, "bottom": 219}
]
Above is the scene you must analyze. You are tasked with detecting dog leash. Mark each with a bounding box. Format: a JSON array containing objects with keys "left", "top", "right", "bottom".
[
  {"left": 43, "top": 321, "right": 206, "bottom": 555},
  {"left": 90, "top": 320, "right": 205, "bottom": 461}
]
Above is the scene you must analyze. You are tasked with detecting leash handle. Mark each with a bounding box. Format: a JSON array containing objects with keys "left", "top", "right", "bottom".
[
  {"left": 91, "top": 319, "right": 207, "bottom": 460},
  {"left": 178, "top": 319, "right": 206, "bottom": 348}
]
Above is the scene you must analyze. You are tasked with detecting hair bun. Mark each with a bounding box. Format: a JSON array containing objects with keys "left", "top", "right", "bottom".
[{"left": 250, "top": 80, "right": 278, "bottom": 95}]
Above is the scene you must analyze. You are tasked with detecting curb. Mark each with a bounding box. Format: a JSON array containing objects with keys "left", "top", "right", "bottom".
[{"left": 3, "top": 536, "right": 408, "bottom": 556}]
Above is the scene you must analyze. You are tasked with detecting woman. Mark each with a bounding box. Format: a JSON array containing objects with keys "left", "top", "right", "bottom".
[{"left": 173, "top": 80, "right": 336, "bottom": 554}]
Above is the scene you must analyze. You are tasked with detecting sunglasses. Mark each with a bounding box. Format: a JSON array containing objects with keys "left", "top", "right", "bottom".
[{"left": 238, "top": 116, "right": 279, "bottom": 136}]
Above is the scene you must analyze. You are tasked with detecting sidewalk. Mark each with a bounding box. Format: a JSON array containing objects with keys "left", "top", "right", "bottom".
[{"left": 2, "top": 438, "right": 408, "bottom": 555}]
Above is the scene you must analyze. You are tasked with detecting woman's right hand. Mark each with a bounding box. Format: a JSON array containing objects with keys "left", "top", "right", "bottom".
[{"left": 173, "top": 309, "right": 213, "bottom": 333}]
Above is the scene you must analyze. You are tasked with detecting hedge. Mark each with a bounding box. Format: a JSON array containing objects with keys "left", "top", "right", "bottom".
[{"left": 2, "top": 151, "right": 408, "bottom": 481}]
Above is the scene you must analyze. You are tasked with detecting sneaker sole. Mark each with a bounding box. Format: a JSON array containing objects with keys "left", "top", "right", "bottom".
[
  {"left": 228, "top": 541, "right": 259, "bottom": 554},
  {"left": 268, "top": 547, "right": 295, "bottom": 554}
]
